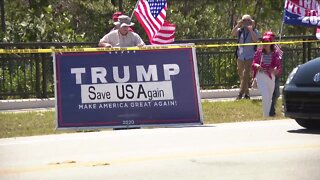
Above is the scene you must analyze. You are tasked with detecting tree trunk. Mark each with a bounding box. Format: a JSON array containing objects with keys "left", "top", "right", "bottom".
[
  {"left": 253, "top": 0, "right": 262, "bottom": 21},
  {"left": 229, "top": 0, "right": 238, "bottom": 29},
  {"left": 0, "top": 0, "right": 5, "bottom": 32},
  {"left": 119, "top": 0, "right": 123, "bottom": 12}
]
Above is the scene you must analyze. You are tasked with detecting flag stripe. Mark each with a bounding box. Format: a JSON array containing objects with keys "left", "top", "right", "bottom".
[
  {"left": 154, "top": 35, "right": 175, "bottom": 41},
  {"left": 155, "top": 32, "right": 175, "bottom": 38},
  {"left": 134, "top": 11, "right": 154, "bottom": 40},
  {"left": 137, "top": 11, "right": 156, "bottom": 37},
  {"left": 135, "top": 0, "right": 176, "bottom": 45},
  {"left": 152, "top": 38, "right": 175, "bottom": 44},
  {"left": 139, "top": 2, "right": 159, "bottom": 33},
  {"left": 158, "top": 26, "right": 176, "bottom": 31},
  {"left": 156, "top": 8, "right": 167, "bottom": 25},
  {"left": 157, "top": 29, "right": 176, "bottom": 34}
]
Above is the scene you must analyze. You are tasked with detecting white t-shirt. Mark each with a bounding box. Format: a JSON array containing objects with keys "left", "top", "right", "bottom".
[{"left": 99, "top": 30, "right": 145, "bottom": 47}]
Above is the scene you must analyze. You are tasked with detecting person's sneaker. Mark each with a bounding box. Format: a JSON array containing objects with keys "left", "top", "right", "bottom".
[
  {"left": 236, "top": 94, "right": 243, "bottom": 100},
  {"left": 244, "top": 94, "right": 250, "bottom": 99}
]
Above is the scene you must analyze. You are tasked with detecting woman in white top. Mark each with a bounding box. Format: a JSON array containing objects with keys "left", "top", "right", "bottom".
[{"left": 252, "top": 34, "right": 281, "bottom": 117}]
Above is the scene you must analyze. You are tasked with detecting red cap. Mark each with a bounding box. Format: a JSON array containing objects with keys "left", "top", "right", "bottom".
[
  {"left": 263, "top": 31, "right": 275, "bottom": 36},
  {"left": 112, "top": 12, "right": 122, "bottom": 22},
  {"left": 263, "top": 31, "right": 275, "bottom": 40},
  {"left": 262, "top": 35, "right": 272, "bottom": 42}
]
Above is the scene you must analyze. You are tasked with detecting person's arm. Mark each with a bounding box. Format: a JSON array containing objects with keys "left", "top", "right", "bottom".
[
  {"left": 252, "top": 53, "right": 258, "bottom": 68},
  {"left": 247, "top": 26, "right": 258, "bottom": 42},
  {"left": 252, "top": 50, "right": 262, "bottom": 70},
  {"left": 98, "top": 42, "right": 112, "bottom": 47},
  {"left": 231, "top": 20, "right": 242, "bottom": 37},
  {"left": 273, "top": 51, "right": 282, "bottom": 76},
  {"left": 134, "top": 33, "right": 145, "bottom": 47},
  {"left": 252, "top": 50, "right": 261, "bottom": 79},
  {"left": 98, "top": 34, "right": 112, "bottom": 47}
]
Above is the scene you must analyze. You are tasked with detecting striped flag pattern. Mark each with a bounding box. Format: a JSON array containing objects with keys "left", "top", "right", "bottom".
[
  {"left": 134, "top": 0, "right": 176, "bottom": 44},
  {"left": 275, "top": 44, "right": 284, "bottom": 59}
]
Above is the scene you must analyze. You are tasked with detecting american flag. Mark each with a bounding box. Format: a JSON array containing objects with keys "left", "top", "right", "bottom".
[
  {"left": 134, "top": 0, "right": 176, "bottom": 44},
  {"left": 274, "top": 44, "right": 284, "bottom": 59}
]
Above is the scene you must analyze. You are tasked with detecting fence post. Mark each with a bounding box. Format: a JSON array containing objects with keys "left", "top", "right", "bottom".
[
  {"left": 307, "top": 41, "right": 311, "bottom": 61},
  {"left": 35, "top": 53, "right": 41, "bottom": 98},
  {"left": 0, "top": 56, "right": 4, "bottom": 93},
  {"left": 41, "top": 53, "right": 48, "bottom": 98},
  {"left": 0, "top": 0, "right": 5, "bottom": 32},
  {"left": 302, "top": 39, "right": 307, "bottom": 63}
]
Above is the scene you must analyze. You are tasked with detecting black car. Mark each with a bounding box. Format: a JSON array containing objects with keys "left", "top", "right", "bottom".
[{"left": 283, "top": 57, "right": 320, "bottom": 129}]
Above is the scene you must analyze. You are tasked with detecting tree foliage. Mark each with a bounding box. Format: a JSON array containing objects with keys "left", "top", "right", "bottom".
[
  {"left": 0, "top": 0, "right": 317, "bottom": 43},
  {"left": 2, "top": 1, "right": 85, "bottom": 42}
]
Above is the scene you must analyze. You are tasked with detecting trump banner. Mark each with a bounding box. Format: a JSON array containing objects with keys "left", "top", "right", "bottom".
[
  {"left": 54, "top": 46, "right": 203, "bottom": 129},
  {"left": 284, "top": 0, "right": 320, "bottom": 27}
]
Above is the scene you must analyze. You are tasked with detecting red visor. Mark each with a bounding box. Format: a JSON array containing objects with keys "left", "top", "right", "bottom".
[{"left": 112, "top": 12, "right": 122, "bottom": 21}]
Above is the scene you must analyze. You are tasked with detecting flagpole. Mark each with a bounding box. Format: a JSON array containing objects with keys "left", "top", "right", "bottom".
[
  {"left": 278, "top": 0, "right": 287, "bottom": 41},
  {"left": 279, "top": 21, "right": 284, "bottom": 41},
  {"left": 130, "top": 0, "right": 139, "bottom": 19}
]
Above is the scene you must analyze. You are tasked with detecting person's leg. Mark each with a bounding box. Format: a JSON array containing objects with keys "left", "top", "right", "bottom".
[
  {"left": 267, "top": 74, "right": 276, "bottom": 116},
  {"left": 237, "top": 59, "right": 245, "bottom": 99},
  {"left": 270, "top": 77, "right": 280, "bottom": 116},
  {"left": 243, "top": 59, "right": 253, "bottom": 98},
  {"left": 256, "top": 72, "right": 274, "bottom": 117}
]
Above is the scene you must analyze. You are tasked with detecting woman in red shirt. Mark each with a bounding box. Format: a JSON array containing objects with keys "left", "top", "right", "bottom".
[{"left": 252, "top": 34, "right": 281, "bottom": 117}]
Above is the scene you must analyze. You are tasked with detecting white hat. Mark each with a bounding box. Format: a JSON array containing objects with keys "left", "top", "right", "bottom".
[
  {"left": 114, "top": 15, "right": 135, "bottom": 27},
  {"left": 241, "top": 14, "right": 252, "bottom": 21}
]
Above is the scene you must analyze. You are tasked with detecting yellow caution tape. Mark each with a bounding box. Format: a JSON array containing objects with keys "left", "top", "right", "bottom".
[{"left": 0, "top": 39, "right": 319, "bottom": 54}]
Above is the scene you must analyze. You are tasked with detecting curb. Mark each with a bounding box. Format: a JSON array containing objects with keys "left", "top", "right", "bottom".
[
  {"left": 201, "top": 88, "right": 261, "bottom": 99},
  {"left": 0, "top": 87, "right": 283, "bottom": 110},
  {"left": 0, "top": 98, "right": 55, "bottom": 111}
]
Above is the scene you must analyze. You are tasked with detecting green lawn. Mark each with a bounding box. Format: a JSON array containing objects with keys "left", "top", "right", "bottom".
[
  {"left": 203, "top": 99, "right": 285, "bottom": 124},
  {"left": 0, "top": 99, "right": 286, "bottom": 138}
]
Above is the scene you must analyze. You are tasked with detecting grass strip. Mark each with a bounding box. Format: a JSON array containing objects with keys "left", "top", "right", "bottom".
[{"left": 0, "top": 99, "right": 286, "bottom": 138}]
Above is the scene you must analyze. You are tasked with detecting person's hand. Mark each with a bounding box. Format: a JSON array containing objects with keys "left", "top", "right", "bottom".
[
  {"left": 252, "top": 20, "right": 256, "bottom": 28},
  {"left": 247, "top": 25, "right": 253, "bottom": 32},
  {"left": 273, "top": 67, "right": 281, "bottom": 76},
  {"left": 256, "top": 64, "right": 263, "bottom": 71},
  {"left": 237, "top": 20, "right": 243, "bottom": 27},
  {"left": 104, "top": 43, "right": 112, "bottom": 48},
  {"left": 137, "top": 43, "right": 144, "bottom": 47}
]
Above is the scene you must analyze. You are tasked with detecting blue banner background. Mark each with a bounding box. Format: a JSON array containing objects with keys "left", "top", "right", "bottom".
[
  {"left": 55, "top": 48, "right": 202, "bottom": 128},
  {"left": 284, "top": 10, "right": 320, "bottom": 27}
]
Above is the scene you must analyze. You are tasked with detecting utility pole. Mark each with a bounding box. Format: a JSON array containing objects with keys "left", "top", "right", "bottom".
[{"left": 0, "top": 0, "right": 5, "bottom": 32}]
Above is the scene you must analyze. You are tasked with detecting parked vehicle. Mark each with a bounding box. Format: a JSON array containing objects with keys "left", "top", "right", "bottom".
[{"left": 283, "top": 57, "right": 320, "bottom": 129}]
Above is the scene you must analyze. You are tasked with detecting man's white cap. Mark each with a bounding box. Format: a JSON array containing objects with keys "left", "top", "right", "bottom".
[{"left": 114, "top": 15, "right": 135, "bottom": 28}]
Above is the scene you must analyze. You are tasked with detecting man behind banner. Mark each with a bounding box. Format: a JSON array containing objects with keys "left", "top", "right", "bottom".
[
  {"left": 99, "top": 15, "right": 145, "bottom": 48},
  {"left": 232, "top": 14, "right": 259, "bottom": 100}
]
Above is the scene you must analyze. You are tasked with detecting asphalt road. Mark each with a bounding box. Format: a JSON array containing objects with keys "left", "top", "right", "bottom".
[{"left": 0, "top": 119, "right": 320, "bottom": 180}]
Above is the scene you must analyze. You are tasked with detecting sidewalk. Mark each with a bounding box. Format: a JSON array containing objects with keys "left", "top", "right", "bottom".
[{"left": 0, "top": 87, "right": 282, "bottom": 111}]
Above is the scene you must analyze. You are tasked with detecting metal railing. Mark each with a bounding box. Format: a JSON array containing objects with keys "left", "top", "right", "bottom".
[{"left": 0, "top": 36, "right": 319, "bottom": 99}]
